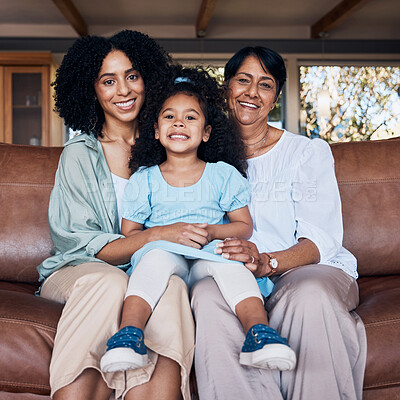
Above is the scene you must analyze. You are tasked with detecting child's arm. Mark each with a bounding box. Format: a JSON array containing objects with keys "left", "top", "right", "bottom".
[
  {"left": 121, "top": 218, "right": 144, "bottom": 237},
  {"left": 206, "top": 205, "right": 253, "bottom": 241}
]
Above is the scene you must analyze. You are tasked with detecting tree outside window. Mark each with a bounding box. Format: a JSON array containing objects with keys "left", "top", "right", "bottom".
[{"left": 299, "top": 65, "right": 400, "bottom": 142}]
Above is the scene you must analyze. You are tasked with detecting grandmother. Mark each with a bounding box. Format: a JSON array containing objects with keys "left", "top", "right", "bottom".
[{"left": 191, "top": 47, "right": 367, "bottom": 400}]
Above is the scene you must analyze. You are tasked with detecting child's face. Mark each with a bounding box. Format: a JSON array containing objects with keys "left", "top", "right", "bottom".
[{"left": 155, "top": 93, "right": 211, "bottom": 157}]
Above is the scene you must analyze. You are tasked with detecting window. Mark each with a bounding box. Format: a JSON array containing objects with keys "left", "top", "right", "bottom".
[{"left": 299, "top": 65, "right": 400, "bottom": 142}]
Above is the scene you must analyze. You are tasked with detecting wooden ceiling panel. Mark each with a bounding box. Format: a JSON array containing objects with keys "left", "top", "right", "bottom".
[
  {"left": 196, "top": 0, "right": 218, "bottom": 38},
  {"left": 0, "top": 0, "right": 398, "bottom": 41},
  {"left": 51, "top": 0, "right": 88, "bottom": 37},
  {"left": 311, "top": 0, "right": 372, "bottom": 38}
]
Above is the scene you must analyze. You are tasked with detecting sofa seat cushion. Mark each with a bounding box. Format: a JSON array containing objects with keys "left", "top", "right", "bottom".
[
  {"left": 0, "top": 289, "right": 63, "bottom": 395},
  {"left": 356, "top": 276, "right": 400, "bottom": 391},
  {"left": 0, "top": 281, "right": 39, "bottom": 295},
  {"left": 0, "top": 393, "right": 50, "bottom": 399}
]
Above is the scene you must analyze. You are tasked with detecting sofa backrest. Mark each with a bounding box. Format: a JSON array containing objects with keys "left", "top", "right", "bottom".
[
  {"left": 0, "top": 139, "right": 399, "bottom": 284},
  {"left": 0, "top": 143, "right": 62, "bottom": 284},
  {"left": 332, "top": 139, "right": 400, "bottom": 277}
]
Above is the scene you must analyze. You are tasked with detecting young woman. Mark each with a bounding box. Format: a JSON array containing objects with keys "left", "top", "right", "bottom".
[{"left": 38, "top": 31, "right": 195, "bottom": 400}]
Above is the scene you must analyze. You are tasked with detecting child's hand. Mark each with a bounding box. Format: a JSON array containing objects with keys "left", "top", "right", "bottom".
[{"left": 157, "top": 222, "right": 209, "bottom": 249}]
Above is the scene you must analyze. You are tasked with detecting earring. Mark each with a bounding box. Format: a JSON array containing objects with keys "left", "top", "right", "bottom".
[{"left": 89, "top": 114, "right": 98, "bottom": 133}]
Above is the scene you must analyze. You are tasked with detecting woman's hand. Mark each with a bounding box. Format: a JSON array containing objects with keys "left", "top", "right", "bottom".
[
  {"left": 153, "top": 222, "right": 210, "bottom": 249},
  {"left": 215, "top": 238, "right": 274, "bottom": 278}
]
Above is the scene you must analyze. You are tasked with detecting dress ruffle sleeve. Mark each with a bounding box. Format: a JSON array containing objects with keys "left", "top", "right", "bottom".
[
  {"left": 122, "top": 167, "right": 152, "bottom": 224},
  {"left": 216, "top": 162, "right": 251, "bottom": 212}
]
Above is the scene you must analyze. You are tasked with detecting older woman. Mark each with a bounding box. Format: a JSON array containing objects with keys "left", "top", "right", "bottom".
[
  {"left": 191, "top": 47, "right": 367, "bottom": 400},
  {"left": 38, "top": 31, "right": 196, "bottom": 400}
]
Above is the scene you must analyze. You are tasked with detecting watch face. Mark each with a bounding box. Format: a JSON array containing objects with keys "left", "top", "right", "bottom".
[{"left": 270, "top": 257, "right": 278, "bottom": 269}]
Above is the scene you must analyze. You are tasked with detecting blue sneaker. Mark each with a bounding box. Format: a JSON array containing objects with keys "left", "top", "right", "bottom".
[
  {"left": 100, "top": 326, "right": 148, "bottom": 373},
  {"left": 240, "top": 324, "right": 296, "bottom": 370}
]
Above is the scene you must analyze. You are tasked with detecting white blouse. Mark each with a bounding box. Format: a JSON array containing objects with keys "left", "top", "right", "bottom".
[
  {"left": 111, "top": 172, "right": 129, "bottom": 232},
  {"left": 246, "top": 130, "right": 357, "bottom": 279}
]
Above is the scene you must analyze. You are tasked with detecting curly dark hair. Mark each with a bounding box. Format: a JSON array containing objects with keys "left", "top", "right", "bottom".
[
  {"left": 52, "top": 30, "right": 172, "bottom": 137},
  {"left": 130, "top": 65, "right": 248, "bottom": 177}
]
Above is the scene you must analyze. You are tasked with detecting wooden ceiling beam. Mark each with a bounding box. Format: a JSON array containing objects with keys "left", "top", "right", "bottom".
[
  {"left": 311, "top": 0, "right": 372, "bottom": 39},
  {"left": 196, "top": 0, "right": 218, "bottom": 38},
  {"left": 52, "top": 0, "right": 88, "bottom": 37}
]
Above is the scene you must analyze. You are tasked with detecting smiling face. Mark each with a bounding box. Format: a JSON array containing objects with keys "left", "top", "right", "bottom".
[
  {"left": 155, "top": 92, "right": 211, "bottom": 157},
  {"left": 94, "top": 50, "right": 145, "bottom": 127},
  {"left": 227, "top": 55, "right": 278, "bottom": 129}
]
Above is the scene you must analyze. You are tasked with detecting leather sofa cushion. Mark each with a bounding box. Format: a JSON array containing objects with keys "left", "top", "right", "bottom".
[
  {"left": 0, "top": 144, "right": 62, "bottom": 284},
  {"left": 0, "top": 287, "right": 63, "bottom": 395},
  {"left": 362, "top": 385, "right": 400, "bottom": 400},
  {"left": 0, "top": 394, "right": 50, "bottom": 399},
  {"left": 356, "top": 276, "right": 400, "bottom": 390},
  {"left": 332, "top": 140, "right": 400, "bottom": 276}
]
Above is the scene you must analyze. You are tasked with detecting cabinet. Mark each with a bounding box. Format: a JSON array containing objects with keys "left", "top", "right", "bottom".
[{"left": 0, "top": 52, "right": 61, "bottom": 146}]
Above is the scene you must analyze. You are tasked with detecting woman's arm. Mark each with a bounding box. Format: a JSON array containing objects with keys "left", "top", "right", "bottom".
[
  {"left": 215, "top": 237, "right": 320, "bottom": 277},
  {"left": 96, "top": 222, "right": 210, "bottom": 265},
  {"left": 206, "top": 206, "right": 253, "bottom": 242}
]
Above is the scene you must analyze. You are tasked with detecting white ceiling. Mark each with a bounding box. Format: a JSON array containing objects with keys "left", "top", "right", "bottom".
[{"left": 0, "top": 0, "right": 399, "bottom": 41}]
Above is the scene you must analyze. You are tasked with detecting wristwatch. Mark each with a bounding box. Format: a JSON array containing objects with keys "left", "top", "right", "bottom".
[{"left": 266, "top": 253, "right": 278, "bottom": 275}]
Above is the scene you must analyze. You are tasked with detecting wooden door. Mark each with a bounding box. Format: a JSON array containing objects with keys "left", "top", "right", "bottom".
[
  {"left": 0, "top": 66, "right": 3, "bottom": 142},
  {"left": 4, "top": 66, "right": 50, "bottom": 145}
]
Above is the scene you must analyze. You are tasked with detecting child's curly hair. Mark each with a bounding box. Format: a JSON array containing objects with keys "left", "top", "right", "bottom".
[
  {"left": 130, "top": 65, "right": 248, "bottom": 176},
  {"left": 52, "top": 30, "right": 171, "bottom": 137}
]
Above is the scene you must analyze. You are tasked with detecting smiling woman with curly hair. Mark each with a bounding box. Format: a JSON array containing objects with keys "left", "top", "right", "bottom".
[
  {"left": 38, "top": 31, "right": 196, "bottom": 400},
  {"left": 53, "top": 30, "right": 171, "bottom": 137}
]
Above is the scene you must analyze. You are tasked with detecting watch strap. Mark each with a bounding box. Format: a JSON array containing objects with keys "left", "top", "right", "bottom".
[{"left": 266, "top": 253, "right": 278, "bottom": 275}]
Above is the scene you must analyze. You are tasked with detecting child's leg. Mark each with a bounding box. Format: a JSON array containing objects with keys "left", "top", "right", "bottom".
[
  {"left": 189, "top": 260, "right": 296, "bottom": 371},
  {"left": 120, "top": 295, "right": 152, "bottom": 331},
  {"left": 126, "top": 248, "right": 190, "bottom": 311},
  {"left": 235, "top": 297, "right": 269, "bottom": 334},
  {"left": 188, "top": 259, "right": 264, "bottom": 321},
  {"left": 120, "top": 249, "right": 190, "bottom": 331},
  {"left": 101, "top": 249, "right": 189, "bottom": 373}
]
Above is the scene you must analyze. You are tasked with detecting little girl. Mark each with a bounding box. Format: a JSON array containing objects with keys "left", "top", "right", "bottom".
[{"left": 100, "top": 67, "right": 296, "bottom": 374}]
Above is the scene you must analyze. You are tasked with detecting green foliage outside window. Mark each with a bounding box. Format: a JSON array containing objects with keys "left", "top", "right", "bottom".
[{"left": 299, "top": 66, "right": 400, "bottom": 142}]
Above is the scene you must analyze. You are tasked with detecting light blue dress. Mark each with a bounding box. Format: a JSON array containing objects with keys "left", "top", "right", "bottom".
[{"left": 122, "top": 162, "right": 274, "bottom": 297}]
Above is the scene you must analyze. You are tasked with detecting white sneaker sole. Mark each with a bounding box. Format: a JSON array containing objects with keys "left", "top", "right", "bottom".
[
  {"left": 240, "top": 343, "right": 296, "bottom": 371},
  {"left": 100, "top": 347, "right": 149, "bottom": 373}
]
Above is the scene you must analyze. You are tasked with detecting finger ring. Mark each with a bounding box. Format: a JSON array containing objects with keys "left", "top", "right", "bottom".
[{"left": 251, "top": 256, "right": 255, "bottom": 263}]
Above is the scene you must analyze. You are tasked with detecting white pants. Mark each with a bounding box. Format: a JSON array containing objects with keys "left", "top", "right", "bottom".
[{"left": 126, "top": 248, "right": 263, "bottom": 313}]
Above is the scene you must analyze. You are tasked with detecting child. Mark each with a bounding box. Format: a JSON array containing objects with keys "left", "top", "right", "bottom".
[{"left": 100, "top": 67, "right": 296, "bottom": 373}]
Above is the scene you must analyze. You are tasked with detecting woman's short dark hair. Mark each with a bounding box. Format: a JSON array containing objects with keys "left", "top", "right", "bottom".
[
  {"left": 52, "top": 30, "right": 171, "bottom": 137},
  {"left": 224, "top": 46, "right": 287, "bottom": 101}
]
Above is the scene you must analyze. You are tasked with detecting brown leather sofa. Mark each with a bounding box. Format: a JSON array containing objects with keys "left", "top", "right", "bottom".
[{"left": 0, "top": 139, "right": 399, "bottom": 399}]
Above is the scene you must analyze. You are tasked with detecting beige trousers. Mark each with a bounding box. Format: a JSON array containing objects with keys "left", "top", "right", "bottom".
[
  {"left": 40, "top": 262, "right": 195, "bottom": 400},
  {"left": 192, "top": 264, "right": 367, "bottom": 400}
]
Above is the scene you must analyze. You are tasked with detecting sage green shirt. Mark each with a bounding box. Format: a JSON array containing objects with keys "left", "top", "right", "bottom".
[{"left": 37, "top": 133, "right": 126, "bottom": 283}]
